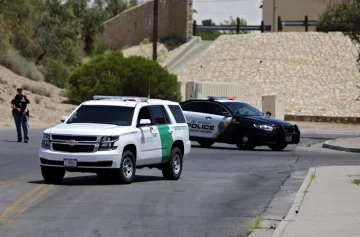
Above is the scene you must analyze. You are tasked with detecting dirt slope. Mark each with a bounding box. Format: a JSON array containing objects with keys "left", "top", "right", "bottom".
[{"left": 0, "top": 66, "right": 77, "bottom": 129}]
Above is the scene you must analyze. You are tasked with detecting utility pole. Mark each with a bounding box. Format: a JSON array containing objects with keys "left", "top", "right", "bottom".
[
  {"left": 116, "top": 0, "right": 119, "bottom": 15},
  {"left": 272, "top": 0, "right": 276, "bottom": 32},
  {"left": 152, "top": 0, "right": 159, "bottom": 60}
]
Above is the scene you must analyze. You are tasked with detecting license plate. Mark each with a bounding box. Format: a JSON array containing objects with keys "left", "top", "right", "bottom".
[
  {"left": 285, "top": 135, "right": 293, "bottom": 142},
  {"left": 64, "top": 159, "right": 77, "bottom": 167}
]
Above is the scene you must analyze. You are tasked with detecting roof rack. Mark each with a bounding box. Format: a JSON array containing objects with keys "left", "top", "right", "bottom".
[
  {"left": 93, "top": 95, "right": 149, "bottom": 102},
  {"left": 207, "top": 96, "right": 236, "bottom": 100}
]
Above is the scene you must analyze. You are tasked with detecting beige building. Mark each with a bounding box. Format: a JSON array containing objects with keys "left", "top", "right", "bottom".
[{"left": 262, "top": 0, "right": 344, "bottom": 32}]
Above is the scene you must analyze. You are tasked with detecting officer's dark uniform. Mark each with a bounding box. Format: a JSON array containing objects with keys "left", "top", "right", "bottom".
[{"left": 11, "top": 89, "right": 30, "bottom": 143}]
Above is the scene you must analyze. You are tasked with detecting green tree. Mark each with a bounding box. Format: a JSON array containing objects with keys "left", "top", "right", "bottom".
[
  {"left": 198, "top": 19, "right": 221, "bottom": 40},
  {"left": 220, "top": 16, "right": 249, "bottom": 34},
  {"left": 67, "top": 51, "right": 181, "bottom": 103},
  {"left": 317, "top": 0, "right": 360, "bottom": 62},
  {"left": 0, "top": 0, "right": 112, "bottom": 87},
  {"left": 94, "top": 0, "right": 138, "bottom": 18}
]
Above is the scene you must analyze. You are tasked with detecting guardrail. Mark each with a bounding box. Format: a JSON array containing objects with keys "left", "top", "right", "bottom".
[
  {"left": 278, "top": 16, "right": 318, "bottom": 32},
  {"left": 194, "top": 15, "right": 349, "bottom": 34},
  {"left": 193, "top": 19, "right": 272, "bottom": 35}
]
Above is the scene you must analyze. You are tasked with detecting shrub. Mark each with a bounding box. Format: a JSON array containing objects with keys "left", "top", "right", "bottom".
[
  {"left": 0, "top": 76, "right": 7, "bottom": 84},
  {"left": 21, "top": 84, "right": 51, "bottom": 97},
  {"left": 35, "top": 96, "right": 41, "bottom": 104},
  {"left": 0, "top": 47, "right": 44, "bottom": 81},
  {"left": 40, "top": 58, "right": 71, "bottom": 88},
  {"left": 92, "top": 41, "right": 109, "bottom": 56},
  {"left": 140, "top": 38, "right": 151, "bottom": 45},
  {"left": 67, "top": 50, "right": 181, "bottom": 103}
]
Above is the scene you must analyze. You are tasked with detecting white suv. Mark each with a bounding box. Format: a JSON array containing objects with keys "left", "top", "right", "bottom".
[{"left": 39, "top": 95, "right": 191, "bottom": 184}]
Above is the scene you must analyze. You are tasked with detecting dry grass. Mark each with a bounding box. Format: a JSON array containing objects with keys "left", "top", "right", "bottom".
[
  {"left": 0, "top": 47, "right": 44, "bottom": 81},
  {"left": 21, "top": 84, "right": 51, "bottom": 97},
  {"left": 248, "top": 215, "right": 264, "bottom": 233},
  {"left": 0, "top": 65, "right": 77, "bottom": 128}
]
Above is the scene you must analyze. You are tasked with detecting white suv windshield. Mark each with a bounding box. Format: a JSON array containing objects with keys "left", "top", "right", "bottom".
[
  {"left": 66, "top": 105, "right": 135, "bottom": 126},
  {"left": 223, "top": 102, "right": 263, "bottom": 117}
]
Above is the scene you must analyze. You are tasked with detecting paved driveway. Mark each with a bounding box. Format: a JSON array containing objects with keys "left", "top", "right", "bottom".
[{"left": 0, "top": 128, "right": 359, "bottom": 237}]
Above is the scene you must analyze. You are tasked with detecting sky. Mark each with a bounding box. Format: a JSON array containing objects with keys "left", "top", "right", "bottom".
[
  {"left": 192, "top": 0, "right": 263, "bottom": 25},
  {"left": 90, "top": 0, "right": 263, "bottom": 26}
]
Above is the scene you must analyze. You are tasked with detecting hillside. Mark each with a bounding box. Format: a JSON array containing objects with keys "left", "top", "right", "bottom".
[
  {"left": 0, "top": 66, "right": 77, "bottom": 128},
  {"left": 0, "top": 39, "right": 190, "bottom": 128},
  {"left": 177, "top": 32, "right": 360, "bottom": 119}
]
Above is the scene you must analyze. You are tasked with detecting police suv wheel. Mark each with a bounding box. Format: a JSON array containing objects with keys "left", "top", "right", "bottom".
[
  {"left": 236, "top": 134, "right": 255, "bottom": 150},
  {"left": 198, "top": 140, "right": 214, "bottom": 148},
  {"left": 268, "top": 143, "right": 288, "bottom": 151},
  {"left": 162, "top": 147, "right": 183, "bottom": 180},
  {"left": 115, "top": 150, "right": 136, "bottom": 184},
  {"left": 41, "top": 166, "right": 65, "bottom": 184}
]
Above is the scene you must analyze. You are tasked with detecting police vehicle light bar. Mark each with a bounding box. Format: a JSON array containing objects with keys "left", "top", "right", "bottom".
[
  {"left": 93, "top": 95, "right": 149, "bottom": 102},
  {"left": 207, "top": 96, "right": 236, "bottom": 100}
]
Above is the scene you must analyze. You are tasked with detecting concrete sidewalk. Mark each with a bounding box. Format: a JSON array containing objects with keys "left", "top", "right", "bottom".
[
  {"left": 323, "top": 137, "right": 360, "bottom": 153},
  {"left": 272, "top": 166, "right": 360, "bottom": 237},
  {"left": 291, "top": 121, "right": 360, "bottom": 135}
]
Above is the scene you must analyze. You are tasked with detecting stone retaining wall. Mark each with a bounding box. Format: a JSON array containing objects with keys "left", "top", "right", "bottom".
[
  {"left": 177, "top": 32, "right": 360, "bottom": 119},
  {"left": 99, "top": 0, "right": 193, "bottom": 49}
]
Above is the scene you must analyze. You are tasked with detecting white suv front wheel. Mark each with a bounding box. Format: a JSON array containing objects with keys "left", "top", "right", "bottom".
[
  {"left": 162, "top": 147, "right": 183, "bottom": 180},
  {"left": 115, "top": 150, "right": 136, "bottom": 184}
]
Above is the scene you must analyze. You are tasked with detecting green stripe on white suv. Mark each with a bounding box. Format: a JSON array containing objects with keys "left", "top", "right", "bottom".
[{"left": 39, "top": 96, "right": 191, "bottom": 185}]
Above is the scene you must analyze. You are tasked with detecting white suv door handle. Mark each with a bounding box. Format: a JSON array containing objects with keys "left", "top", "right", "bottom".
[
  {"left": 150, "top": 127, "right": 157, "bottom": 137},
  {"left": 205, "top": 116, "right": 212, "bottom": 120},
  {"left": 168, "top": 129, "right": 173, "bottom": 134}
]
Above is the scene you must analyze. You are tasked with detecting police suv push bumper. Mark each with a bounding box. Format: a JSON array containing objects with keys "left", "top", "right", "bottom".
[
  {"left": 252, "top": 124, "right": 300, "bottom": 145},
  {"left": 280, "top": 124, "right": 300, "bottom": 144},
  {"left": 39, "top": 133, "right": 123, "bottom": 171}
]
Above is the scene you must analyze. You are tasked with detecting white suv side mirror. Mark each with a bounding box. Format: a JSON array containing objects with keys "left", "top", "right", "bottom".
[
  {"left": 61, "top": 116, "right": 68, "bottom": 123},
  {"left": 139, "top": 119, "right": 151, "bottom": 125}
]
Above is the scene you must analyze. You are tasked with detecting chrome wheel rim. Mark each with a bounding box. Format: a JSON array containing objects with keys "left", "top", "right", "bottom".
[
  {"left": 242, "top": 136, "right": 249, "bottom": 143},
  {"left": 173, "top": 154, "right": 181, "bottom": 175},
  {"left": 123, "top": 157, "right": 133, "bottom": 178}
]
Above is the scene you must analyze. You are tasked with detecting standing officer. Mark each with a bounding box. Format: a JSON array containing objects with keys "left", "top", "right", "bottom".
[{"left": 11, "top": 88, "right": 30, "bottom": 143}]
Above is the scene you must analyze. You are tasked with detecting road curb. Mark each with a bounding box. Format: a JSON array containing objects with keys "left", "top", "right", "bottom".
[
  {"left": 163, "top": 36, "right": 202, "bottom": 69},
  {"left": 322, "top": 139, "right": 360, "bottom": 153},
  {"left": 270, "top": 167, "right": 317, "bottom": 237}
]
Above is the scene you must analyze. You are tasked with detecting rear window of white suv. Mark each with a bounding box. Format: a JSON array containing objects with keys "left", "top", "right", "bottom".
[{"left": 168, "top": 105, "right": 186, "bottom": 123}]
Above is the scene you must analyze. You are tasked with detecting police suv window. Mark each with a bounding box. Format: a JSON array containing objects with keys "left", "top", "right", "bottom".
[
  {"left": 168, "top": 105, "right": 186, "bottom": 123},
  {"left": 209, "top": 102, "right": 229, "bottom": 115},
  {"left": 181, "top": 101, "right": 209, "bottom": 113},
  {"left": 148, "top": 105, "right": 170, "bottom": 125}
]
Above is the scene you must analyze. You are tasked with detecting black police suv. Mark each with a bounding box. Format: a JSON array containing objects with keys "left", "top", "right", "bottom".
[{"left": 179, "top": 96, "right": 300, "bottom": 151}]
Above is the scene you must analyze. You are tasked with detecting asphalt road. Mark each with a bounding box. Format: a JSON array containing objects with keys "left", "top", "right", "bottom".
[{"left": 0, "top": 128, "right": 359, "bottom": 237}]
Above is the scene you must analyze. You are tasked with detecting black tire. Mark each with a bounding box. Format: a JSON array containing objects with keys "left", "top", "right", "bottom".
[
  {"left": 268, "top": 143, "right": 288, "bottom": 151},
  {"left": 236, "top": 133, "right": 256, "bottom": 150},
  {"left": 162, "top": 147, "right": 183, "bottom": 180},
  {"left": 198, "top": 140, "right": 214, "bottom": 148},
  {"left": 41, "top": 166, "right": 65, "bottom": 184},
  {"left": 114, "top": 150, "right": 136, "bottom": 184}
]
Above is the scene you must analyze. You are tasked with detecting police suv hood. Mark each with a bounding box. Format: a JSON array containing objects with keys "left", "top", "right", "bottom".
[
  {"left": 236, "top": 115, "right": 292, "bottom": 126},
  {"left": 44, "top": 123, "right": 131, "bottom": 136}
]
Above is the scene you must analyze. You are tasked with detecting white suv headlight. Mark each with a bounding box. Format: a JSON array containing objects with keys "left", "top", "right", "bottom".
[
  {"left": 253, "top": 124, "right": 275, "bottom": 132},
  {"left": 41, "top": 134, "right": 50, "bottom": 149},
  {"left": 98, "top": 136, "right": 119, "bottom": 151}
]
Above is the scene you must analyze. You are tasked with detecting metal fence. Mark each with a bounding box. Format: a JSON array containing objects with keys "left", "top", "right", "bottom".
[
  {"left": 193, "top": 15, "right": 345, "bottom": 34},
  {"left": 192, "top": 19, "right": 272, "bottom": 35},
  {"left": 278, "top": 16, "right": 317, "bottom": 32}
]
